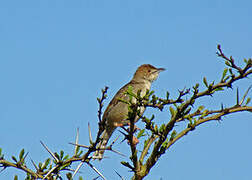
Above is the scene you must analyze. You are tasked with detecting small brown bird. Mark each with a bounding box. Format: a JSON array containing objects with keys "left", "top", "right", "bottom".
[{"left": 94, "top": 64, "right": 165, "bottom": 159}]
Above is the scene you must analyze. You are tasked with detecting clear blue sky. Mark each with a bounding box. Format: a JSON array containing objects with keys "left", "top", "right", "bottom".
[{"left": 0, "top": 0, "right": 251, "bottom": 179}]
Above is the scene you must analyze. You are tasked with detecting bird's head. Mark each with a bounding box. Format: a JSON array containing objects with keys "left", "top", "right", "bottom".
[{"left": 132, "top": 64, "right": 165, "bottom": 83}]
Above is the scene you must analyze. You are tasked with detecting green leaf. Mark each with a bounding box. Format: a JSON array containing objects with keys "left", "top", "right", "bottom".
[
  {"left": 187, "top": 118, "right": 193, "bottom": 128},
  {"left": 14, "top": 175, "right": 18, "bottom": 180},
  {"left": 43, "top": 158, "right": 50, "bottom": 169},
  {"left": 60, "top": 162, "right": 71, "bottom": 170},
  {"left": 137, "top": 129, "right": 146, "bottom": 139},
  {"left": 159, "top": 124, "right": 166, "bottom": 133},
  {"left": 170, "top": 130, "right": 177, "bottom": 141},
  {"left": 126, "top": 85, "right": 135, "bottom": 102},
  {"left": 143, "top": 140, "right": 148, "bottom": 149},
  {"left": 228, "top": 68, "right": 233, "bottom": 75},
  {"left": 213, "top": 87, "right": 224, "bottom": 92},
  {"left": 169, "top": 106, "right": 175, "bottom": 117},
  {"left": 245, "top": 97, "right": 251, "bottom": 105},
  {"left": 118, "top": 98, "right": 130, "bottom": 105},
  {"left": 221, "top": 68, "right": 228, "bottom": 81},
  {"left": 121, "top": 161, "right": 133, "bottom": 169},
  {"left": 63, "top": 155, "right": 69, "bottom": 161},
  {"left": 166, "top": 91, "right": 170, "bottom": 99},
  {"left": 127, "top": 86, "right": 137, "bottom": 98},
  {"left": 193, "top": 83, "right": 199, "bottom": 92},
  {"left": 25, "top": 172, "right": 31, "bottom": 179},
  {"left": 66, "top": 173, "right": 72, "bottom": 180},
  {"left": 150, "top": 114, "right": 155, "bottom": 121},
  {"left": 96, "top": 97, "right": 101, "bottom": 103},
  {"left": 19, "top": 149, "right": 25, "bottom": 161},
  {"left": 74, "top": 145, "right": 80, "bottom": 156},
  {"left": 247, "top": 58, "right": 252, "bottom": 64},
  {"left": 223, "top": 76, "right": 230, "bottom": 83},
  {"left": 79, "top": 177, "right": 83, "bottom": 180},
  {"left": 147, "top": 90, "right": 154, "bottom": 97},
  {"left": 137, "top": 89, "right": 141, "bottom": 98},
  {"left": 54, "top": 153, "right": 60, "bottom": 161},
  {"left": 128, "top": 85, "right": 133, "bottom": 93},
  {"left": 77, "top": 150, "right": 83, "bottom": 157},
  {"left": 198, "top": 105, "right": 205, "bottom": 111},
  {"left": 60, "top": 150, "right": 64, "bottom": 160},
  {"left": 161, "top": 138, "right": 169, "bottom": 150},
  {"left": 201, "top": 110, "right": 209, "bottom": 117},
  {"left": 154, "top": 124, "right": 158, "bottom": 132},
  {"left": 203, "top": 77, "right": 208, "bottom": 87},
  {"left": 243, "top": 58, "right": 248, "bottom": 64},
  {"left": 38, "top": 162, "right": 42, "bottom": 169},
  {"left": 184, "top": 107, "right": 191, "bottom": 115},
  {"left": 225, "top": 61, "right": 231, "bottom": 66},
  {"left": 12, "top": 156, "right": 18, "bottom": 163}
]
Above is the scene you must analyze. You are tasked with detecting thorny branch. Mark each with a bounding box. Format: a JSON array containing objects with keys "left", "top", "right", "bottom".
[
  {"left": 0, "top": 86, "right": 119, "bottom": 180},
  {"left": 0, "top": 45, "right": 251, "bottom": 180},
  {"left": 123, "top": 45, "right": 251, "bottom": 180}
]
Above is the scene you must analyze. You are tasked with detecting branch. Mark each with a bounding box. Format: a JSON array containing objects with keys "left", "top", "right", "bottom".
[
  {"left": 131, "top": 44, "right": 252, "bottom": 180},
  {"left": 167, "top": 106, "right": 252, "bottom": 150}
]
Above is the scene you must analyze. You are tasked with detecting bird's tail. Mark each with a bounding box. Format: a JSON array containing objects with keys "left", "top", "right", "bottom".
[{"left": 93, "top": 126, "right": 115, "bottom": 160}]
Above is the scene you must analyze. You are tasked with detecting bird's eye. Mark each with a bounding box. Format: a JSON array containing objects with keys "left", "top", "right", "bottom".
[{"left": 148, "top": 70, "right": 151, "bottom": 73}]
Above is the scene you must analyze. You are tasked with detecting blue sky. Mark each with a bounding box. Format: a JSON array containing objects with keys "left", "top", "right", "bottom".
[{"left": 0, "top": 0, "right": 251, "bottom": 179}]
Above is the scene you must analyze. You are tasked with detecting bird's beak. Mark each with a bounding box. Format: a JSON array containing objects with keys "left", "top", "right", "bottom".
[{"left": 157, "top": 68, "right": 165, "bottom": 72}]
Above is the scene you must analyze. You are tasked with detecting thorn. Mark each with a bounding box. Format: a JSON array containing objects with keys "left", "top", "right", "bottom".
[
  {"left": 69, "top": 142, "right": 89, "bottom": 149},
  {"left": 110, "top": 135, "right": 120, "bottom": 146},
  {"left": 42, "top": 166, "right": 57, "bottom": 180},
  {"left": 227, "top": 83, "right": 233, "bottom": 89},
  {"left": 236, "top": 87, "right": 239, "bottom": 106},
  {"left": 217, "top": 117, "right": 222, "bottom": 123},
  {"left": 87, "top": 162, "right": 107, "bottom": 180},
  {"left": 64, "top": 167, "right": 82, "bottom": 173},
  {"left": 109, "top": 149, "right": 126, "bottom": 157},
  {"left": 23, "top": 152, "right": 29, "bottom": 161},
  {"left": 118, "top": 130, "right": 128, "bottom": 143},
  {"left": 114, "top": 170, "right": 125, "bottom": 180},
  {"left": 40, "top": 141, "right": 59, "bottom": 162},
  {"left": 88, "top": 123, "right": 93, "bottom": 144},
  {"left": 30, "top": 158, "right": 39, "bottom": 171},
  {"left": 120, "top": 126, "right": 128, "bottom": 132},
  {"left": 72, "top": 161, "right": 84, "bottom": 179},
  {"left": 74, "top": 128, "right": 80, "bottom": 156},
  {"left": 91, "top": 155, "right": 108, "bottom": 160},
  {"left": 221, "top": 103, "right": 224, "bottom": 111},
  {"left": 0, "top": 167, "right": 7, "bottom": 173},
  {"left": 240, "top": 85, "right": 252, "bottom": 105}
]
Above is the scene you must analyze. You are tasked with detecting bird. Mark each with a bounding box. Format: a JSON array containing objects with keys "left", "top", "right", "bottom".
[{"left": 93, "top": 64, "right": 165, "bottom": 160}]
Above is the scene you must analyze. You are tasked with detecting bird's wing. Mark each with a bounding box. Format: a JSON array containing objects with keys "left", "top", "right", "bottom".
[{"left": 102, "top": 82, "right": 131, "bottom": 121}]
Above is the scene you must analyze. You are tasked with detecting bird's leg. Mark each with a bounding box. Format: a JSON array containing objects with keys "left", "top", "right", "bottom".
[
  {"left": 115, "top": 121, "right": 140, "bottom": 132},
  {"left": 118, "top": 122, "right": 140, "bottom": 146}
]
